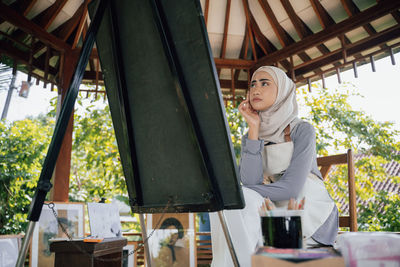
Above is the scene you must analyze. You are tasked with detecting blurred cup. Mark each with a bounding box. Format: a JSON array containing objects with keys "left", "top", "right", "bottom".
[{"left": 261, "top": 209, "right": 303, "bottom": 248}]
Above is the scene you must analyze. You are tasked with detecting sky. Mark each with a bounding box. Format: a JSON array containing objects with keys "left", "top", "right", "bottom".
[{"left": 1, "top": 53, "right": 400, "bottom": 134}]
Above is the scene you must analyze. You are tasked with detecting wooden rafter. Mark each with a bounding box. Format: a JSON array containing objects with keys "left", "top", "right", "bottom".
[
  {"left": 280, "top": 0, "right": 307, "bottom": 39},
  {"left": 0, "top": 39, "right": 58, "bottom": 79},
  {"left": 280, "top": 0, "right": 329, "bottom": 54},
  {"left": 258, "top": 0, "right": 290, "bottom": 47},
  {"left": 214, "top": 58, "right": 253, "bottom": 69},
  {"left": 234, "top": 27, "right": 250, "bottom": 87},
  {"left": 220, "top": 79, "right": 247, "bottom": 90},
  {"left": 72, "top": 0, "right": 90, "bottom": 49},
  {"left": 296, "top": 42, "right": 400, "bottom": 85},
  {"left": 309, "top": 0, "right": 365, "bottom": 65},
  {"left": 309, "top": 0, "right": 355, "bottom": 48},
  {"left": 341, "top": 0, "right": 388, "bottom": 51},
  {"left": 9, "top": 0, "right": 68, "bottom": 47},
  {"left": 204, "top": 0, "right": 210, "bottom": 25},
  {"left": 254, "top": 0, "right": 400, "bottom": 68},
  {"left": 35, "top": 0, "right": 69, "bottom": 30},
  {"left": 0, "top": 0, "right": 37, "bottom": 24},
  {"left": 52, "top": 2, "right": 86, "bottom": 42},
  {"left": 295, "top": 25, "right": 400, "bottom": 76},
  {"left": 0, "top": 1, "right": 71, "bottom": 52},
  {"left": 280, "top": 0, "right": 341, "bottom": 73},
  {"left": 82, "top": 71, "right": 250, "bottom": 90},
  {"left": 257, "top": 0, "right": 322, "bottom": 73},
  {"left": 44, "top": 45, "right": 51, "bottom": 86},
  {"left": 32, "top": 2, "right": 86, "bottom": 65},
  {"left": 220, "top": 0, "right": 231, "bottom": 59},
  {"left": 248, "top": 12, "right": 291, "bottom": 71},
  {"left": 309, "top": 0, "right": 335, "bottom": 29},
  {"left": 241, "top": 0, "right": 257, "bottom": 60}
]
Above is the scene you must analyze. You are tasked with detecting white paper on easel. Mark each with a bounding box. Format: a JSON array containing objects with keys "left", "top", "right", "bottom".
[{"left": 87, "top": 203, "right": 122, "bottom": 238}]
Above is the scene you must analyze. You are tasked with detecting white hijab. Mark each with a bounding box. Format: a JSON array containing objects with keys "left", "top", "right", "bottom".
[{"left": 252, "top": 66, "right": 302, "bottom": 143}]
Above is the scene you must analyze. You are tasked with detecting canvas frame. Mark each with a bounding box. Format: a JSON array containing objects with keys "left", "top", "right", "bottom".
[{"left": 30, "top": 202, "right": 85, "bottom": 267}]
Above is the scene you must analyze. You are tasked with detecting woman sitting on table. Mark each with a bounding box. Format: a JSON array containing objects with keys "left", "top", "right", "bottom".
[{"left": 210, "top": 66, "right": 338, "bottom": 267}]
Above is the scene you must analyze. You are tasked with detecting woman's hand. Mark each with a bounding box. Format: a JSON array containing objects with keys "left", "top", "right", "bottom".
[{"left": 238, "top": 93, "right": 260, "bottom": 140}]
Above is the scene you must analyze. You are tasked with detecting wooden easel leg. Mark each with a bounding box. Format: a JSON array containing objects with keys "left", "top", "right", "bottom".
[
  {"left": 218, "top": 211, "right": 240, "bottom": 267},
  {"left": 139, "top": 214, "right": 152, "bottom": 267}
]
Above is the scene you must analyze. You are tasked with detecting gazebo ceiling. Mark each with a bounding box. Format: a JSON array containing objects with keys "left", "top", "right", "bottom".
[{"left": 0, "top": 0, "right": 399, "bottom": 102}]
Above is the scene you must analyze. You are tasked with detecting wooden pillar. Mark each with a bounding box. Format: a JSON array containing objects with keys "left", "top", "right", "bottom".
[{"left": 50, "top": 50, "right": 79, "bottom": 202}]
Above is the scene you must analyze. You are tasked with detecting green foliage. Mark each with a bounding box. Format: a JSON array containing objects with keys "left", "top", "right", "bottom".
[
  {"left": 358, "top": 191, "right": 400, "bottom": 232},
  {"left": 224, "top": 102, "right": 247, "bottom": 162},
  {"left": 69, "top": 96, "right": 126, "bottom": 203},
  {"left": 297, "top": 83, "right": 400, "bottom": 159},
  {"left": 297, "top": 82, "right": 400, "bottom": 230},
  {"left": 68, "top": 94, "right": 141, "bottom": 232},
  {"left": 0, "top": 116, "right": 54, "bottom": 234}
]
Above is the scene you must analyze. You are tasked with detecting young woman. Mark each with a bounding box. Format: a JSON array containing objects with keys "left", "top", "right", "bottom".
[{"left": 210, "top": 66, "right": 338, "bottom": 267}]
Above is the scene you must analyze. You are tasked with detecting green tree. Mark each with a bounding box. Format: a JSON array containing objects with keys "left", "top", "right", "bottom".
[
  {"left": 0, "top": 116, "right": 54, "bottom": 234},
  {"left": 68, "top": 96, "right": 126, "bottom": 202},
  {"left": 68, "top": 94, "right": 141, "bottom": 231},
  {"left": 298, "top": 82, "right": 400, "bottom": 231}
]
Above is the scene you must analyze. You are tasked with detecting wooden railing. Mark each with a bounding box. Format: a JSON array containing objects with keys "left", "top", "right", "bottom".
[
  {"left": 122, "top": 232, "right": 145, "bottom": 266},
  {"left": 196, "top": 232, "right": 213, "bottom": 265}
]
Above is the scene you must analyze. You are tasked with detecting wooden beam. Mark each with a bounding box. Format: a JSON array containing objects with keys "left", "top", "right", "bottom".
[
  {"left": 317, "top": 153, "right": 348, "bottom": 166},
  {"left": 234, "top": 28, "right": 250, "bottom": 88},
  {"left": 280, "top": 0, "right": 335, "bottom": 60},
  {"left": 341, "top": 0, "right": 389, "bottom": 54},
  {"left": 241, "top": 0, "right": 257, "bottom": 60},
  {"left": 220, "top": 0, "right": 231, "bottom": 59},
  {"left": 35, "top": 0, "right": 69, "bottom": 30},
  {"left": 204, "top": 0, "right": 210, "bottom": 25},
  {"left": 0, "top": 39, "right": 58, "bottom": 75},
  {"left": 214, "top": 58, "right": 254, "bottom": 69},
  {"left": 0, "top": 0, "right": 37, "bottom": 24},
  {"left": 319, "top": 165, "right": 332, "bottom": 180},
  {"left": 370, "top": 55, "right": 376, "bottom": 72},
  {"left": 254, "top": 0, "right": 400, "bottom": 68},
  {"left": 50, "top": 51, "right": 80, "bottom": 202},
  {"left": 0, "top": 30, "right": 30, "bottom": 49},
  {"left": 295, "top": 42, "right": 400, "bottom": 84},
  {"left": 294, "top": 24, "right": 400, "bottom": 76},
  {"left": 347, "top": 149, "right": 358, "bottom": 232},
  {"left": 0, "top": 1, "right": 71, "bottom": 52},
  {"left": 44, "top": 46, "right": 51, "bottom": 87},
  {"left": 247, "top": 12, "right": 291, "bottom": 71},
  {"left": 72, "top": 0, "right": 90, "bottom": 49},
  {"left": 258, "top": 0, "right": 290, "bottom": 47},
  {"left": 280, "top": 0, "right": 307, "bottom": 39},
  {"left": 51, "top": 2, "right": 86, "bottom": 42},
  {"left": 248, "top": 12, "right": 274, "bottom": 55},
  {"left": 352, "top": 61, "right": 358, "bottom": 78},
  {"left": 243, "top": 26, "right": 250, "bottom": 59},
  {"left": 220, "top": 79, "right": 248, "bottom": 89},
  {"left": 341, "top": 0, "right": 377, "bottom": 35},
  {"left": 309, "top": 0, "right": 335, "bottom": 29}
]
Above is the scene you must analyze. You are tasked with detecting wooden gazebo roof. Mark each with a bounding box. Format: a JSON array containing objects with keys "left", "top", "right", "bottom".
[{"left": 1, "top": 0, "right": 400, "bottom": 103}]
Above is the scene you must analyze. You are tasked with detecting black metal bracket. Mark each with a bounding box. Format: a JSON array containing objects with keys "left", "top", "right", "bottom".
[{"left": 37, "top": 180, "right": 53, "bottom": 192}]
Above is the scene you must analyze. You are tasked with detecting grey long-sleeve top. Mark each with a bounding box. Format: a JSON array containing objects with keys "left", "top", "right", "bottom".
[{"left": 239, "top": 121, "right": 338, "bottom": 245}]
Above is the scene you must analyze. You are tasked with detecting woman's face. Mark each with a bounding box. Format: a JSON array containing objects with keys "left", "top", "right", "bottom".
[
  {"left": 167, "top": 225, "right": 179, "bottom": 245},
  {"left": 249, "top": 71, "right": 278, "bottom": 111}
]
